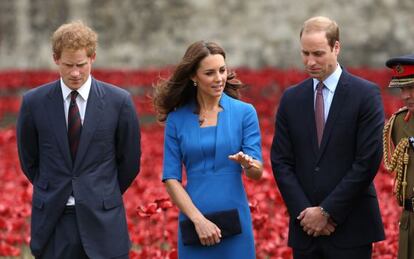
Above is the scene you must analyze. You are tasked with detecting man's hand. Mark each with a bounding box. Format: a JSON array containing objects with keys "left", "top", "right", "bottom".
[
  {"left": 314, "top": 219, "right": 337, "bottom": 237},
  {"left": 297, "top": 207, "right": 330, "bottom": 236}
]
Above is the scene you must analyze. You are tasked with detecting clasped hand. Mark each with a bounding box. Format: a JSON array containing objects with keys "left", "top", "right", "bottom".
[{"left": 297, "top": 207, "right": 337, "bottom": 237}]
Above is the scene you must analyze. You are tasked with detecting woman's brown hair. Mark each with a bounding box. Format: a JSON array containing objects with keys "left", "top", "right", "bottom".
[{"left": 153, "top": 41, "right": 244, "bottom": 123}]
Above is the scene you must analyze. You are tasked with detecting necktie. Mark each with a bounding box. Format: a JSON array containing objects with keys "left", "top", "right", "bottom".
[
  {"left": 315, "top": 82, "right": 325, "bottom": 146},
  {"left": 68, "top": 91, "right": 82, "bottom": 162}
]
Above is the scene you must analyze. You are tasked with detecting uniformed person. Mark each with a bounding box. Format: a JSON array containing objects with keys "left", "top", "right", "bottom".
[{"left": 384, "top": 54, "right": 414, "bottom": 259}]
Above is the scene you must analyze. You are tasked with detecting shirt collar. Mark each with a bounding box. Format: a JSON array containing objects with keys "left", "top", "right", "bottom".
[
  {"left": 61, "top": 75, "right": 92, "bottom": 101},
  {"left": 313, "top": 64, "right": 342, "bottom": 93}
]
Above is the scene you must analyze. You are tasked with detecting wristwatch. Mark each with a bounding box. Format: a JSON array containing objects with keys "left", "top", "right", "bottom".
[{"left": 320, "top": 207, "right": 330, "bottom": 218}]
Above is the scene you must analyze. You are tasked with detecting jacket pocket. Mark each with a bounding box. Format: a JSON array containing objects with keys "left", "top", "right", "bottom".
[
  {"left": 32, "top": 195, "right": 44, "bottom": 210},
  {"left": 94, "top": 129, "right": 113, "bottom": 141},
  {"left": 103, "top": 193, "right": 123, "bottom": 210},
  {"left": 35, "top": 178, "right": 49, "bottom": 190}
]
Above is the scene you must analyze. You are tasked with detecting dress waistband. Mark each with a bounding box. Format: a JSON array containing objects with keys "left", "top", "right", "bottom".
[{"left": 186, "top": 170, "right": 241, "bottom": 179}]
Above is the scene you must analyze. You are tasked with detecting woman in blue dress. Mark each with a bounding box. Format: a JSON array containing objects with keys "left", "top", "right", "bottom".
[{"left": 153, "top": 41, "right": 263, "bottom": 259}]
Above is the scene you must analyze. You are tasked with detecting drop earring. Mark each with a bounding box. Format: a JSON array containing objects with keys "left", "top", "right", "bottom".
[{"left": 193, "top": 81, "right": 197, "bottom": 87}]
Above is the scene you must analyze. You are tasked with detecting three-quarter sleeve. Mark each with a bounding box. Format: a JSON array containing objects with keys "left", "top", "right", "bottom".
[
  {"left": 241, "top": 104, "right": 262, "bottom": 163},
  {"left": 162, "top": 115, "right": 183, "bottom": 182}
]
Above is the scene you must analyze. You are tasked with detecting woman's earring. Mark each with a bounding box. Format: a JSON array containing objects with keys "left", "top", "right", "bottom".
[{"left": 193, "top": 81, "right": 197, "bottom": 87}]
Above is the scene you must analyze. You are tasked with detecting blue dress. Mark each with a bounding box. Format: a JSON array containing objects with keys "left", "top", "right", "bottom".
[{"left": 162, "top": 93, "right": 262, "bottom": 259}]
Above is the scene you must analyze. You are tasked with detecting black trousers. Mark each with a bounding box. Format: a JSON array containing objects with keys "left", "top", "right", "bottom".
[
  {"left": 293, "top": 238, "right": 372, "bottom": 259},
  {"left": 37, "top": 206, "right": 88, "bottom": 259}
]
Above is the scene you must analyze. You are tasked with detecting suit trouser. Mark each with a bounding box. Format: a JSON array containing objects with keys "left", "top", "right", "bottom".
[
  {"left": 37, "top": 206, "right": 88, "bottom": 259},
  {"left": 293, "top": 238, "right": 372, "bottom": 259}
]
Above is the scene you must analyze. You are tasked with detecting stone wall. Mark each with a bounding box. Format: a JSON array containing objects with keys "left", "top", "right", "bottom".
[{"left": 1, "top": 0, "right": 413, "bottom": 69}]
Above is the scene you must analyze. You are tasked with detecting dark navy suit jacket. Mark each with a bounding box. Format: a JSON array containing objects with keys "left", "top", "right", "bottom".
[
  {"left": 17, "top": 78, "right": 141, "bottom": 258},
  {"left": 271, "top": 70, "right": 385, "bottom": 249}
]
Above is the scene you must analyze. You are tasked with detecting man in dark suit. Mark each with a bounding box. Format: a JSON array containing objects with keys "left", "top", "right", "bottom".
[
  {"left": 271, "top": 16, "right": 385, "bottom": 259},
  {"left": 17, "top": 21, "right": 141, "bottom": 259}
]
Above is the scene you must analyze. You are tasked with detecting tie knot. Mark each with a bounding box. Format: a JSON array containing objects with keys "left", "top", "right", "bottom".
[
  {"left": 70, "top": 91, "right": 79, "bottom": 101},
  {"left": 317, "top": 82, "right": 324, "bottom": 91}
]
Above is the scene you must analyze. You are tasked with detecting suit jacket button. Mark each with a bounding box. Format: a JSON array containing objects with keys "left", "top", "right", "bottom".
[{"left": 315, "top": 167, "right": 320, "bottom": 172}]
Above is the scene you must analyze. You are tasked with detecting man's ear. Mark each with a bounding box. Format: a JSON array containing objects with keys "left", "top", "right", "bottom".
[
  {"left": 53, "top": 53, "right": 59, "bottom": 65},
  {"left": 90, "top": 52, "right": 96, "bottom": 62},
  {"left": 334, "top": 41, "right": 340, "bottom": 55}
]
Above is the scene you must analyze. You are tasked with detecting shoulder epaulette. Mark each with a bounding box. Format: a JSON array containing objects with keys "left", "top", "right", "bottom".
[
  {"left": 394, "top": 106, "right": 408, "bottom": 116},
  {"left": 391, "top": 107, "right": 411, "bottom": 122},
  {"left": 387, "top": 106, "right": 409, "bottom": 123}
]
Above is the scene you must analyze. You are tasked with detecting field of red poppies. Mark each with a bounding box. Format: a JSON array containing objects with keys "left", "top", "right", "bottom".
[{"left": 0, "top": 68, "right": 403, "bottom": 258}]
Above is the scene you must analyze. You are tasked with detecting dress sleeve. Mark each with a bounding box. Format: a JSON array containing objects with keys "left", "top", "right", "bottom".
[
  {"left": 241, "top": 104, "right": 263, "bottom": 163},
  {"left": 162, "top": 115, "right": 183, "bottom": 182}
]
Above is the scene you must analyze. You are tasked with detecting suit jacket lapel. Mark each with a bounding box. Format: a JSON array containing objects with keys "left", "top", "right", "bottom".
[
  {"left": 214, "top": 94, "right": 231, "bottom": 170},
  {"left": 316, "top": 72, "right": 349, "bottom": 163},
  {"left": 73, "top": 79, "right": 104, "bottom": 171},
  {"left": 45, "top": 81, "right": 73, "bottom": 169}
]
